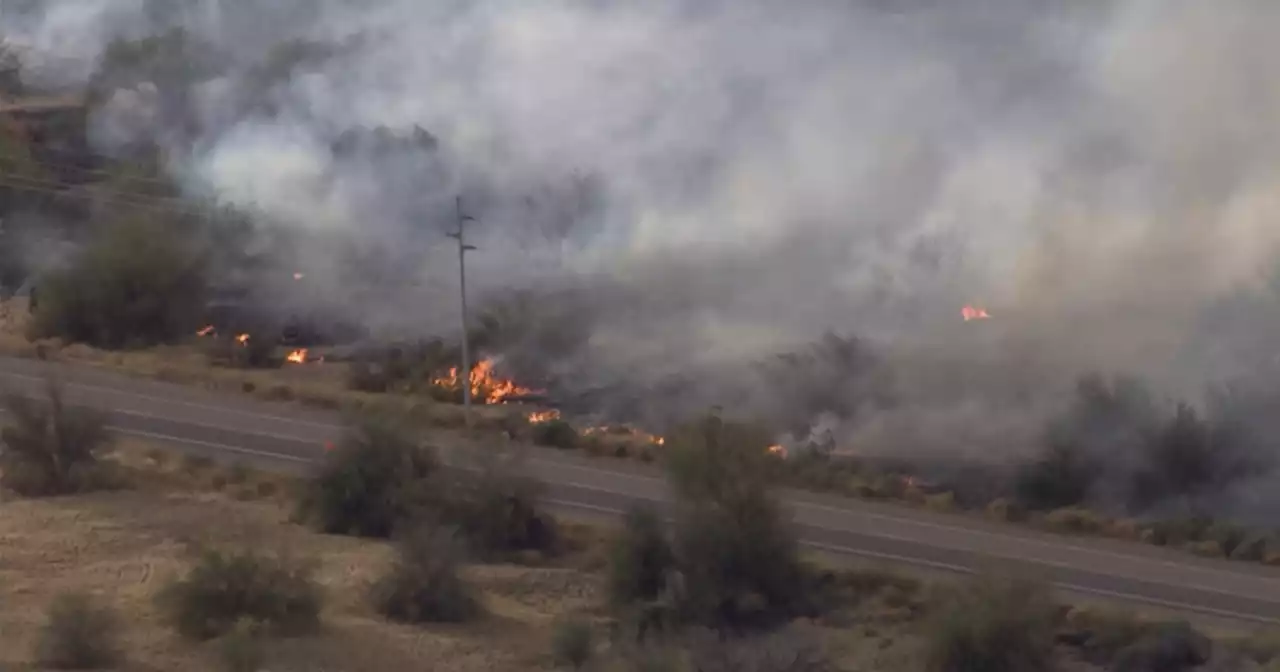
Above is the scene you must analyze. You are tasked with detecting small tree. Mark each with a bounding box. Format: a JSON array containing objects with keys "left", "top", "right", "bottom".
[
  {"left": 371, "top": 525, "right": 479, "bottom": 624},
  {"left": 924, "top": 575, "right": 1056, "bottom": 672},
  {"left": 297, "top": 413, "right": 440, "bottom": 538},
  {"left": 35, "top": 592, "right": 121, "bottom": 670},
  {"left": 664, "top": 411, "right": 807, "bottom": 630},
  {"left": 157, "top": 548, "right": 322, "bottom": 640},
  {"left": 1131, "top": 403, "right": 1254, "bottom": 513},
  {"left": 608, "top": 506, "right": 675, "bottom": 607},
  {"left": 1, "top": 377, "right": 113, "bottom": 496},
  {"left": 30, "top": 216, "right": 208, "bottom": 349}
]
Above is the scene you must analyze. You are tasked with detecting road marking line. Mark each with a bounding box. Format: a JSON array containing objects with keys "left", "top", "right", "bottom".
[
  {"left": 543, "top": 497, "right": 1280, "bottom": 626},
  {"left": 0, "top": 370, "right": 342, "bottom": 431},
  {"left": 109, "top": 428, "right": 315, "bottom": 463},
  {"left": 540, "top": 478, "right": 1280, "bottom": 604},
  {"left": 531, "top": 457, "right": 1280, "bottom": 588},
  {"left": 5, "top": 366, "right": 1280, "bottom": 612}
]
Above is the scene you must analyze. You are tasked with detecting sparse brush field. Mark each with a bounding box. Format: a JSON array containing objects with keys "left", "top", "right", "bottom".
[{"left": 0, "top": 442, "right": 936, "bottom": 672}]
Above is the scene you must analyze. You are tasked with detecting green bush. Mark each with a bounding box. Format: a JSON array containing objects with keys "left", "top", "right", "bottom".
[
  {"left": 157, "top": 548, "right": 322, "bottom": 640},
  {"left": 1, "top": 379, "right": 114, "bottom": 497},
  {"left": 371, "top": 526, "right": 479, "bottom": 624},
  {"left": 296, "top": 415, "right": 441, "bottom": 538},
  {"left": 551, "top": 617, "right": 593, "bottom": 670},
  {"left": 924, "top": 575, "right": 1057, "bottom": 672},
  {"left": 532, "top": 419, "right": 579, "bottom": 450},
  {"left": 608, "top": 506, "right": 675, "bottom": 607},
  {"left": 215, "top": 618, "right": 268, "bottom": 672},
  {"left": 447, "top": 450, "right": 558, "bottom": 559},
  {"left": 1111, "top": 621, "right": 1212, "bottom": 672},
  {"left": 35, "top": 592, "right": 121, "bottom": 670},
  {"left": 663, "top": 412, "right": 808, "bottom": 630},
  {"left": 30, "top": 216, "right": 208, "bottom": 349}
]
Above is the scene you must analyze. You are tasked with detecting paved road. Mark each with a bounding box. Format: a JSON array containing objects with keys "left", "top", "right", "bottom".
[{"left": 3, "top": 356, "right": 1280, "bottom": 626}]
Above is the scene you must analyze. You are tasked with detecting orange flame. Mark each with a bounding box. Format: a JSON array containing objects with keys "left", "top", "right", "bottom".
[
  {"left": 962, "top": 305, "right": 992, "bottom": 322},
  {"left": 527, "top": 410, "right": 562, "bottom": 424},
  {"left": 433, "top": 358, "right": 539, "bottom": 404},
  {"left": 286, "top": 349, "right": 308, "bottom": 364},
  {"left": 236, "top": 333, "right": 250, "bottom": 345},
  {"left": 768, "top": 444, "right": 787, "bottom": 458},
  {"left": 196, "top": 325, "right": 215, "bottom": 337}
]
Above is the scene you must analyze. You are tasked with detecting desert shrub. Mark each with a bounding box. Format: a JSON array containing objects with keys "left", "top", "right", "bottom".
[
  {"left": 608, "top": 506, "right": 675, "bottom": 607},
  {"left": 664, "top": 413, "right": 808, "bottom": 631},
  {"left": 447, "top": 449, "right": 558, "bottom": 558},
  {"left": 674, "top": 497, "right": 808, "bottom": 631},
  {"left": 157, "top": 548, "right": 322, "bottom": 640},
  {"left": 665, "top": 412, "right": 780, "bottom": 506},
  {"left": 182, "top": 453, "right": 214, "bottom": 474},
  {"left": 226, "top": 461, "right": 250, "bottom": 484},
  {"left": 371, "top": 526, "right": 480, "bottom": 624},
  {"left": 685, "top": 625, "right": 831, "bottom": 672},
  {"left": 532, "top": 419, "right": 579, "bottom": 450},
  {"left": 551, "top": 617, "right": 594, "bottom": 670},
  {"left": 30, "top": 216, "right": 207, "bottom": 349},
  {"left": 1111, "top": 621, "right": 1212, "bottom": 672},
  {"left": 0, "top": 380, "right": 114, "bottom": 497},
  {"left": 1131, "top": 403, "right": 1255, "bottom": 512},
  {"left": 1021, "top": 375, "right": 1155, "bottom": 510},
  {"left": 35, "top": 592, "right": 121, "bottom": 670},
  {"left": 345, "top": 359, "right": 392, "bottom": 393},
  {"left": 924, "top": 575, "right": 1056, "bottom": 672},
  {"left": 1042, "top": 507, "right": 1107, "bottom": 535},
  {"left": 205, "top": 332, "right": 277, "bottom": 369},
  {"left": 1014, "top": 441, "right": 1098, "bottom": 511},
  {"left": 215, "top": 618, "right": 267, "bottom": 672},
  {"left": 1061, "top": 606, "right": 1147, "bottom": 659},
  {"left": 296, "top": 414, "right": 441, "bottom": 538},
  {"left": 1142, "top": 516, "right": 1214, "bottom": 547},
  {"left": 345, "top": 340, "right": 456, "bottom": 394}
]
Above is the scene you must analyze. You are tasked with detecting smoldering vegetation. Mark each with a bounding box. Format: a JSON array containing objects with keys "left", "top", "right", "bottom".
[{"left": 4, "top": 0, "right": 1280, "bottom": 524}]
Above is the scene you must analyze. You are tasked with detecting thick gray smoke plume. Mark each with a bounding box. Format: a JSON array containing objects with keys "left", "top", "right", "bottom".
[{"left": 5, "top": 0, "right": 1280, "bottom": 471}]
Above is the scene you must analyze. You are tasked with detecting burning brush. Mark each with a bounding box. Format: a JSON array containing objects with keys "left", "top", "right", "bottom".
[{"left": 432, "top": 358, "right": 541, "bottom": 404}]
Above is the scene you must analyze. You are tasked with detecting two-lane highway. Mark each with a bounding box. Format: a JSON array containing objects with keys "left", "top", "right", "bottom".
[{"left": 4, "top": 355, "right": 1280, "bottom": 626}]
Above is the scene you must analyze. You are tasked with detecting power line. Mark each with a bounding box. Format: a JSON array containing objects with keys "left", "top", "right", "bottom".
[{"left": 446, "top": 195, "right": 477, "bottom": 426}]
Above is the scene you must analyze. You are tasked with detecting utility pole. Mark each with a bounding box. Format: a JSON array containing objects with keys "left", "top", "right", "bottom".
[{"left": 447, "top": 196, "right": 478, "bottom": 426}]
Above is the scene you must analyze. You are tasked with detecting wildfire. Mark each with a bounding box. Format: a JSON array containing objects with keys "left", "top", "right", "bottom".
[
  {"left": 286, "top": 349, "right": 309, "bottom": 364},
  {"left": 527, "top": 410, "right": 562, "bottom": 424},
  {"left": 196, "top": 325, "right": 215, "bottom": 337},
  {"left": 433, "top": 358, "right": 539, "bottom": 405},
  {"left": 236, "top": 333, "right": 250, "bottom": 345},
  {"left": 961, "top": 305, "right": 992, "bottom": 322},
  {"left": 768, "top": 444, "right": 787, "bottom": 458}
]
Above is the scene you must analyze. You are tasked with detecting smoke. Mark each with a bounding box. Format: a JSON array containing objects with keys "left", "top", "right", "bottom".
[{"left": 6, "top": 1, "right": 1280, "bottom": 473}]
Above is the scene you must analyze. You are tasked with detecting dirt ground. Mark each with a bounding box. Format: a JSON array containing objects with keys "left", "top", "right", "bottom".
[{"left": 0, "top": 443, "right": 925, "bottom": 672}]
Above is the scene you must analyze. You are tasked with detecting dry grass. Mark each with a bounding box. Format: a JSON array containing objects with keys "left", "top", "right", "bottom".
[
  {"left": 0, "top": 449, "right": 599, "bottom": 671},
  {"left": 0, "top": 441, "right": 925, "bottom": 671}
]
